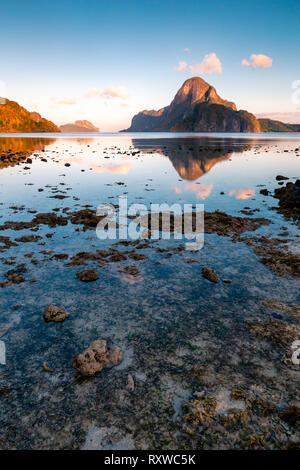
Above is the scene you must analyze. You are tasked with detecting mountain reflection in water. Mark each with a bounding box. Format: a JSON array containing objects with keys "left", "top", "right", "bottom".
[
  {"left": 0, "top": 137, "right": 56, "bottom": 169},
  {"left": 131, "top": 137, "right": 256, "bottom": 180}
]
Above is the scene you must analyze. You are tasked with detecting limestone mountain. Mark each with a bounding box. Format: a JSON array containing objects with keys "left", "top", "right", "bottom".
[
  {"left": 123, "top": 77, "right": 261, "bottom": 133},
  {"left": 60, "top": 120, "right": 99, "bottom": 132},
  {"left": 0, "top": 99, "right": 60, "bottom": 132}
]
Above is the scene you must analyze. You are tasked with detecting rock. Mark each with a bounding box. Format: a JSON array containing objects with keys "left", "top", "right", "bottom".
[
  {"left": 106, "top": 345, "right": 123, "bottom": 366},
  {"left": 32, "top": 212, "right": 68, "bottom": 227},
  {"left": 43, "top": 303, "right": 70, "bottom": 323},
  {"left": 4, "top": 264, "right": 26, "bottom": 284},
  {"left": 204, "top": 211, "right": 270, "bottom": 238},
  {"left": 72, "top": 340, "right": 122, "bottom": 377},
  {"left": 274, "top": 179, "right": 300, "bottom": 215},
  {"left": 126, "top": 374, "right": 135, "bottom": 392},
  {"left": 223, "top": 279, "right": 232, "bottom": 284},
  {"left": 108, "top": 253, "right": 127, "bottom": 262},
  {"left": 201, "top": 266, "right": 219, "bottom": 283},
  {"left": 182, "top": 396, "right": 217, "bottom": 430},
  {"left": 248, "top": 319, "right": 300, "bottom": 346},
  {"left": 259, "top": 189, "right": 269, "bottom": 196},
  {"left": 76, "top": 268, "right": 98, "bottom": 282},
  {"left": 276, "top": 175, "right": 289, "bottom": 181},
  {"left": 252, "top": 237, "right": 300, "bottom": 278},
  {"left": 280, "top": 405, "right": 300, "bottom": 427},
  {"left": 15, "top": 235, "right": 42, "bottom": 243},
  {"left": 69, "top": 208, "right": 103, "bottom": 231},
  {"left": 119, "top": 265, "right": 139, "bottom": 276},
  {"left": 129, "top": 253, "right": 147, "bottom": 261}
]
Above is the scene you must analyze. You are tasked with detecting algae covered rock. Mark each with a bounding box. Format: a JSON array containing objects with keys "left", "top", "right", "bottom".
[
  {"left": 43, "top": 303, "right": 70, "bottom": 323},
  {"left": 76, "top": 268, "right": 99, "bottom": 282},
  {"left": 248, "top": 319, "right": 300, "bottom": 346},
  {"left": 73, "top": 340, "right": 122, "bottom": 377},
  {"left": 182, "top": 396, "right": 217, "bottom": 433},
  {"left": 201, "top": 266, "right": 220, "bottom": 283}
]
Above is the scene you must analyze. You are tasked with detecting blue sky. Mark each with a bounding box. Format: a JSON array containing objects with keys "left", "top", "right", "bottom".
[{"left": 0, "top": 0, "right": 299, "bottom": 130}]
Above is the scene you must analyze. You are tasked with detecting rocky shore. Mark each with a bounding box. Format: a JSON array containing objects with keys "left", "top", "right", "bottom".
[{"left": 0, "top": 138, "right": 299, "bottom": 450}]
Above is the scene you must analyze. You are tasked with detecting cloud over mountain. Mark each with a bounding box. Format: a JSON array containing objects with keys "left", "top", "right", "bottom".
[
  {"left": 242, "top": 54, "right": 273, "bottom": 69},
  {"left": 175, "top": 53, "right": 222, "bottom": 75}
]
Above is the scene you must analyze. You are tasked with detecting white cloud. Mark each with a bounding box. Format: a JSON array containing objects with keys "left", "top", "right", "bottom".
[
  {"left": 174, "top": 61, "right": 188, "bottom": 71},
  {"left": 183, "top": 47, "right": 190, "bottom": 53},
  {"left": 175, "top": 53, "right": 222, "bottom": 75},
  {"left": 242, "top": 54, "right": 273, "bottom": 69},
  {"left": 84, "top": 85, "right": 129, "bottom": 100},
  {"left": 189, "top": 53, "right": 222, "bottom": 75},
  {"left": 51, "top": 96, "right": 77, "bottom": 105}
]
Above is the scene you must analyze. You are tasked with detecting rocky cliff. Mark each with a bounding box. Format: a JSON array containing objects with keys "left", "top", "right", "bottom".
[
  {"left": 124, "top": 77, "right": 261, "bottom": 133},
  {"left": 0, "top": 99, "right": 60, "bottom": 133}
]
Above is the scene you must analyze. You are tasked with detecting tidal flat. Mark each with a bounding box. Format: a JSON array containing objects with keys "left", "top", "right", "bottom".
[{"left": 0, "top": 132, "right": 299, "bottom": 450}]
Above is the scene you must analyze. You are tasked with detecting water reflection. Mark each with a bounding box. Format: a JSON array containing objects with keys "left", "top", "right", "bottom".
[
  {"left": 172, "top": 182, "right": 214, "bottom": 200},
  {"left": 0, "top": 137, "right": 55, "bottom": 169},
  {"left": 0, "top": 136, "right": 55, "bottom": 154},
  {"left": 131, "top": 137, "right": 255, "bottom": 180},
  {"left": 229, "top": 188, "right": 256, "bottom": 199}
]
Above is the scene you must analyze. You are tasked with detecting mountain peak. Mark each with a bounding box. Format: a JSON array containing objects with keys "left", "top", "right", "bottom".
[
  {"left": 172, "top": 77, "right": 211, "bottom": 106},
  {"left": 171, "top": 76, "right": 236, "bottom": 110}
]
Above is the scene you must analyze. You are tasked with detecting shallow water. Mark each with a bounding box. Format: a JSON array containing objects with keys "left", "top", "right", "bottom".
[{"left": 0, "top": 133, "right": 299, "bottom": 449}]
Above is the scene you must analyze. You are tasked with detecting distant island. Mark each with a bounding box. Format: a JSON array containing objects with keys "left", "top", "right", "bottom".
[
  {"left": 258, "top": 118, "right": 300, "bottom": 132},
  {"left": 59, "top": 120, "right": 99, "bottom": 133},
  {"left": 0, "top": 99, "right": 59, "bottom": 133},
  {"left": 123, "top": 77, "right": 300, "bottom": 133}
]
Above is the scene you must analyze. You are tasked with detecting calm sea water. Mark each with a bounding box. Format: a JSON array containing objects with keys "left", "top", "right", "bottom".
[
  {"left": 0, "top": 132, "right": 299, "bottom": 214},
  {"left": 0, "top": 133, "right": 299, "bottom": 449}
]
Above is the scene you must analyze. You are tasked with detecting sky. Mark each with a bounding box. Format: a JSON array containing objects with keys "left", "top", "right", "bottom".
[{"left": 0, "top": 0, "right": 299, "bottom": 131}]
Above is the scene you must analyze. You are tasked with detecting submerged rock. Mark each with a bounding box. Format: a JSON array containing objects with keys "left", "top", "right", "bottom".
[
  {"left": 76, "top": 268, "right": 99, "bottom": 282},
  {"left": 201, "top": 266, "right": 219, "bottom": 283},
  {"left": 43, "top": 303, "right": 70, "bottom": 323},
  {"left": 69, "top": 209, "right": 103, "bottom": 231},
  {"left": 120, "top": 265, "right": 139, "bottom": 276},
  {"left": 72, "top": 340, "right": 122, "bottom": 377},
  {"left": 280, "top": 405, "right": 300, "bottom": 428},
  {"left": 248, "top": 319, "right": 300, "bottom": 346},
  {"left": 204, "top": 211, "right": 270, "bottom": 238},
  {"left": 253, "top": 238, "right": 300, "bottom": 278},
  {"left": 4, "top": 264, "right": 27, "bottom": 285},
  {"left": 182, "top": 396, "right": 217, "bottom": 430},
  {"left": 126, "top": 374, "right": 135, "bottom": 392},
  {"left": 15, "top": 235, "right": 42, "bottom": 243}
]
